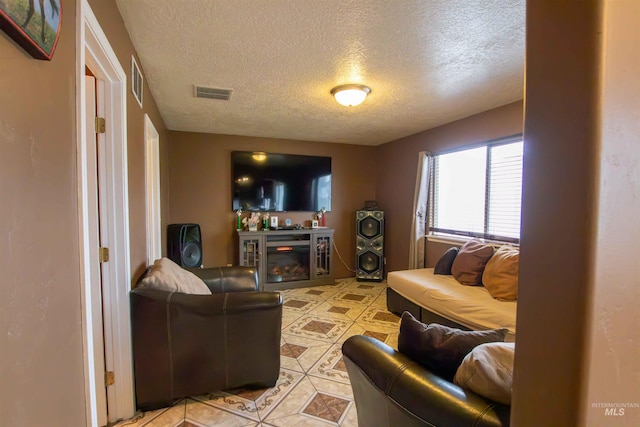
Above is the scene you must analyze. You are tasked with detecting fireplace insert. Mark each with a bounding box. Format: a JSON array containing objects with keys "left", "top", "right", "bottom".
[{"left": 266, "top": 244, "right": 310, "bottom": 283}]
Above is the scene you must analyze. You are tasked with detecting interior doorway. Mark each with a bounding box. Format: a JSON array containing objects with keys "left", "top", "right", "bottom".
[
  {"left": 144, "top": 114, "right": 162, "bottom": 266},
  {"left": 78, "top": 1, "right": 135, "bottom": 425}
]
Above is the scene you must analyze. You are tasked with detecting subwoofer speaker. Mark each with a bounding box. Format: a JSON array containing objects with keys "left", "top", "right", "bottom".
[
  {"left": 167, "top": 223, "right": 203, "bottom": 268},
  {"left": 355, "top": 209, "right": 384, "bottom": 281}
]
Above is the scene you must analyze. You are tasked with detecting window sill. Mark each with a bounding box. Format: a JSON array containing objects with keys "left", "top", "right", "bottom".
[{"left": 426, "top": 234, "right": 519, "bottom": 248}]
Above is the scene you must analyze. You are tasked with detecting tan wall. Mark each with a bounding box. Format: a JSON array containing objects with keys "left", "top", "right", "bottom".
[
  {"left": 511, "top": 1, "right": 600, "bottom": 425},
  {"left": 167, "top": 132, "right": 377, "bottom": 278},
  {"left": 0, "top": 1, "right": 85, "bottom": 424},
  {"left": 585, "top": 0, "right": 640, "bottom": 425},
  {"left": 375, "top": 101, "right": 524, "bottom": 272},
  {"left": 89, "top": 0, "right": 171, "bottom": 281},
  {"left": 0, "top": 1, "right": 168, "bottom": 424}
]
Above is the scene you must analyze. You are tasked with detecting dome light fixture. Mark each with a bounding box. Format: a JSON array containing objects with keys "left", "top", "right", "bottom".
[{"left": 330, "top": 84, "right": 371, "bottom": 107}]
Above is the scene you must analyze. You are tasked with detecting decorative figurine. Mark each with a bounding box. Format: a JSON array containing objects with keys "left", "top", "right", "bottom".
[{"left": 248, "top": 212, "right": 261, "bottom": 231}]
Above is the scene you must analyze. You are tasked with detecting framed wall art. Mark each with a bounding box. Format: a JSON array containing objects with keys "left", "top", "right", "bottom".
[{"left": 0, "top": 0, "right": 62, "bottom": 60}]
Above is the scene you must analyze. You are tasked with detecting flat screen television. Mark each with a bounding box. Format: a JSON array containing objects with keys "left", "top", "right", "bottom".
[{"left": 231, "top": 151, "right": 331, "bottom": 212}]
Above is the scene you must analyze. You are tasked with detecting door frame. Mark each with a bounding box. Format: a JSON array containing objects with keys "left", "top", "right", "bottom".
[
  {"left": 144, "top": 114, "right": 162, "bottom": 266},
  {"left": 76, "top": 1, "right": 135, "bottom": 424}
]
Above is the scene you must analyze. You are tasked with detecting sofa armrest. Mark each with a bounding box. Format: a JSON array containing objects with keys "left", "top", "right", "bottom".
[
  {"left": 342, "top": 335, "right": 510, "bottom": 427},
  {"left": 188, "top": 266, "right": 259, "bottom": 293}
]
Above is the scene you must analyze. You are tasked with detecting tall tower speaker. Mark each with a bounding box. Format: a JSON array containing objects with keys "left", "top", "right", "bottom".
[
  {"left": 167, "top": 223, "right": 203, "bottom": 268},
  {"left": 356, "top": 209, "right": 384, "bottom": 281}
]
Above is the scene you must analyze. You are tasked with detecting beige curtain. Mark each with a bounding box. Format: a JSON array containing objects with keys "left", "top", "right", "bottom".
[{"left": 409, "top": 151, "right": 432, "bottom": 269}]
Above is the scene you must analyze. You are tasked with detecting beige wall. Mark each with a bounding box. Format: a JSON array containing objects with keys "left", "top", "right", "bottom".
[
  {"left": 167, "top": 132, "right": 376, "bottom": 278},
  {"left": 0, "top": 0, "right": 168, "bottom": 424},
  {"left": 584, "top": 0, "right": 640, "bottom": 425},
  {"left": 511, "top": 0, "right": 639, "bottom": 425},
  {"left": 375, "top": 101, "right": 524, "bottom": 272},
  {"left": 0, "top": 1, "right": 85, "bottom": 424}
]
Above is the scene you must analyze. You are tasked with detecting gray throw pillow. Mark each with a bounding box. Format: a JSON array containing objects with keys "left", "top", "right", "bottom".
[
  {"left": 398, "top": 311, "right": 508, "bottom": 381},
  {"left": 434, "top": 247, "right": 459, "bottom": 275}
]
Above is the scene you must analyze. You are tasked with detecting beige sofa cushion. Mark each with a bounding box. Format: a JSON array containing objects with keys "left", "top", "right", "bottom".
[
  {"left": 482, "top": 246, "right": 519, "bottom": 301},
  {"left": 451, "top": 240, "right": 495, "bottom": 286},
  {"left": 454, "top": 342, "right": 515, "bottom": 405},
  {"left": 141, "top": 257, "right": 211, "bottom": 295}
]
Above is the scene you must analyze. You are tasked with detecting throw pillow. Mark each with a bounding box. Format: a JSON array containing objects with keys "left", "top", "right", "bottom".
[
  {"left": 451, "top": 239, "right": 495, "bottom": 285},
  {"left": 482, "top": 245, "right": 519, "bottom": 301},
  {"left": 397, "top": 311, "right": 508, "bottom": 381},
  {"left": 434, "top": 247, "right": 460, "bottom": 275},
  {"left": 453, "top": 342, "right": 515, "bottom": 405},
  {"left": 140, "top": 257, "right": 211, "bottom": 295}
]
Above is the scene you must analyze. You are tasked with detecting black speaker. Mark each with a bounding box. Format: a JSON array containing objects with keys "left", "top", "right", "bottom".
[
  {"left": 167, "top": 223, "right": 203, "bottom": 268},
  {"left": 356, "top": 209, "right": 384, "bottom": 281}
]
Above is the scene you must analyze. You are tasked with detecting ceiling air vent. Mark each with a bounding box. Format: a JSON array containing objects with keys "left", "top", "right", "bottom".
[{"left": 194, "top": 85, "right": 233, "bottom": 101}]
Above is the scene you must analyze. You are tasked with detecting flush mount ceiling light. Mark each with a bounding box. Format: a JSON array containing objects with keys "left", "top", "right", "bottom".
[{"left": 330, "top": 84, "right": 371, "bottom": 107}]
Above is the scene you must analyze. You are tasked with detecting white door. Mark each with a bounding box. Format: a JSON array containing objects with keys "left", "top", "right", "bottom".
[{"left": 84, "top": 74, "right": 109, "bottom": 426}]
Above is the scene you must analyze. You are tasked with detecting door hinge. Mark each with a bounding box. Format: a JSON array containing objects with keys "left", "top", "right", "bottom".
[
  {"left": 95, "top": 117, "right": 106, "bottom": 134},
  {"left": 99, "top": 247, "right": 110, "bottom": 263},
  {"left": 105, "top": 371, "right": 115, "bottom": 386}
]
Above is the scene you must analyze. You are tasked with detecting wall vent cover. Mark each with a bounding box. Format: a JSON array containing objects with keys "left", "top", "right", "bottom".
[
  {"left": 194, "top": 85, "right": 233, "bottom": 100},
  {"left": 131, "top": 56, "right": 143, "bottom": 108}
]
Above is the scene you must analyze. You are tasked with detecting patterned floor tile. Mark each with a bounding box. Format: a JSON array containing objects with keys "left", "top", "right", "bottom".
[
  {"left": 130, "top": 401, "right": 187, "bottom": 427},
  {"left": 281, "top": 307, "right": 303, "bottom": 329},
  {"left": 185, "top": 399, "right": 258, "bottom": 426},
  {"left": 284, "top": 283, "right": 344, "bottom": 301},
  {"left": 282, "top": 314, "right": 352, "bottom": 343},
  {"left": 263, "top": 376, "right": 354, "bottom": 426},
  {"left": 356, "top": 306, "right": 401, "bottom": 328},
  {"left": 340, "top": 281, "right": 386, "bottom": 297},
  {"left": 370, "top": 291, "right": 389, "bottom": 309},
  {"left": 337, "top": 321, "right": 399, "bottom": 349},
  {"left": 307, "top": 343, "right": 351, "bottom": 384},
  {"left": 115, "top": 405, "right": 176, "bottom": 426},
  {"left": 281, "top": 333, "right": 333, "bottom": 372},
  {"left": 281, "top": 295, "right": 323, "bottom": 314},
  {"left": 308, "top": 301, "right": 366, "bottom": 322},
  {"left": 192, "top": 368, "right": 304, "bottom": 422},
  {"left": 325, "top": 289, "right": 378, "bottom": 307}
]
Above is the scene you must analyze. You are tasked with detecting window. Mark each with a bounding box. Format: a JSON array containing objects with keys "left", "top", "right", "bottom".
[
  {"left": 430, "top": 136, "right": 523, "bottom": 243},
  {"left": 313, "top": 174, "right": 332, "bottom": 212}
]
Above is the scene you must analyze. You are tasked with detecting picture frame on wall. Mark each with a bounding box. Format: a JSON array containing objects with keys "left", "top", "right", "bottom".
[{"left": 0, "top": 0, "right": 62, "bottom": 60}]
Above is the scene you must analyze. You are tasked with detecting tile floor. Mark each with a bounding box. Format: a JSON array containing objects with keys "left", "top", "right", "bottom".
[{"left": 114, "top": 277, "right": 400, "bottom": 427}]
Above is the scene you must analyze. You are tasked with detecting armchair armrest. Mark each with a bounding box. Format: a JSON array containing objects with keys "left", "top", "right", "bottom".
[
  {"left": 342, "top": 335, "right": 510, "bottom": 427},
  {"left": 188, "top": 266, "right": 259, "bottom": 293}
]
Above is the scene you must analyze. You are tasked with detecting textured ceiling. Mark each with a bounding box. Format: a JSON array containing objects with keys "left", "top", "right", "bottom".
[{"left": 116, "top": 0, "right": 525, "bottom": 146}]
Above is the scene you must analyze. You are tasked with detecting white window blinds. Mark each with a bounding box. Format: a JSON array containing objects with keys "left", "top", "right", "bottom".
[{"left": 431, "top": 137, "right": 523, "bottom": 243}]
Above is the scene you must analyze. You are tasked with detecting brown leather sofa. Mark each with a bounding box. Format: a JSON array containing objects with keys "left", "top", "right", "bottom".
[
  {"left": 342, "top": 335, "right": 510, "bottom": 427},
  {"left": 131, "top": 266, "right": 283, "bottom": 410}
]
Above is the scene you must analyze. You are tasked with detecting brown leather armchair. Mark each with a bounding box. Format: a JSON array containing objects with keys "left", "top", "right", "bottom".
[
  {"left": 342, "top": 335, "right": 510, "bottom": 427},
  {"left": 131, "top": 266, "right": 282, "bottom": 410}
]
